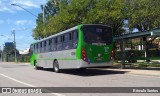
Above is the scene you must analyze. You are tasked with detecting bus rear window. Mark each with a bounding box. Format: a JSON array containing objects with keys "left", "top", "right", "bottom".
[{"left": 82, "top": 25, "right": 112, "bottom": 45}]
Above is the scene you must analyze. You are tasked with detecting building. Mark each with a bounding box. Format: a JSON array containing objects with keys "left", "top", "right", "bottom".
[{"left": 19, "top": 48, "right": 30, "bottom": 55}]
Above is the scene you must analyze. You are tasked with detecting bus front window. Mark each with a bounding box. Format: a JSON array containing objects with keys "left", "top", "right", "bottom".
[{"left": 82, "top": 25, "right": 112, "bottom": 45}]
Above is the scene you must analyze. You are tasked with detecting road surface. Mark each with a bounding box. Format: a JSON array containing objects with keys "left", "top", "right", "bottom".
[{"left": 0, "top": 62, "right": 160, "bottom": 96}]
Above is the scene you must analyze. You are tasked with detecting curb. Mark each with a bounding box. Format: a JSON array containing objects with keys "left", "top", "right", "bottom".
[{"left": 106, "top": 68, "right": 160, "bottom": 77}]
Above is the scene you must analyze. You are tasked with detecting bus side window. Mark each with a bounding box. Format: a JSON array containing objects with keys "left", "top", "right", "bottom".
[
  {"left": 51, "top": 38, "right": 57, "bottom": 51},
  {"left": 68, "top": 32, "right": 73, "bottom": 49},
  {"left": 46, "top": 40, "right": 49, "bottom": 52},
  {"left": 69, "top": 32, "right": 72, "bottom": 41},
  {"left": 30, "top": 44, "right": 34, "bottom": 55},
  {"left": 33, "top": 45, "right": 35, "bottom": 53},
  {"left": 48, "top": 39, "right": 52, "bottom": 52},
  {"left": 57, "top": 36, "right": 62, "bottom": 51},
  {"left": 41, "top": 41, "right": 44, "bottom": 53},
  {"left": 72, "top": 30, "right": 78, "bottom": 48},
  {"left": 44, "top": 41, "right": 47, "bottom": 52},
  {"left": 32, "top": 44, "right": 34, "bottom": 53},
  {"left": 38, "top": 43, "right": 40, "bottom": 53},
  {"left": 62, "top": 32, "right": 73, "bottom": 50},
  {"left": 63, "top": 34, "right": 69, "bottom": 50},
  {"left": 30, "top": 45, "right": 32, "bottom": 53},
  {"left": 35, "top": 43, "right": 38, "bottom": 53},
  {"left": 40, "top": 42, "right": 43, "bottom": 53}
]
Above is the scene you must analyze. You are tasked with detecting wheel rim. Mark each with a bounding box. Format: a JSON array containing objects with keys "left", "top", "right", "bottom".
[
  {"left": 34, "top": 61, "right": 37, "bottom": 69},
  {"left": 54, "top": 61, "right": 59, "bottom": 72}
]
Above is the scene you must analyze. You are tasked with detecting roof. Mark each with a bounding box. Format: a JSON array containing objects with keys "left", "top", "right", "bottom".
[
  {"left": 32, "top": 25, "right": 79, "bottom": 44},
  {"left": 114, "top": 28, "right": 160, "bottom": 40}
]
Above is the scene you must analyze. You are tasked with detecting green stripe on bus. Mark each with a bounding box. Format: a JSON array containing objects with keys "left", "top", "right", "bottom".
[{"left": 37, "top": 58, "right": 78, "bottom": 60}]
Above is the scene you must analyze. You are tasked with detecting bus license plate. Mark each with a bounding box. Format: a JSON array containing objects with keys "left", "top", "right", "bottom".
[{"left": 96, "top": 58, "right": 102, "bottom": 61}]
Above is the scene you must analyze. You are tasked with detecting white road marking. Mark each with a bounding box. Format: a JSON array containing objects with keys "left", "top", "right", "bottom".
[{"left": 0, "top": 73, "right": 65, "bottom": 96}]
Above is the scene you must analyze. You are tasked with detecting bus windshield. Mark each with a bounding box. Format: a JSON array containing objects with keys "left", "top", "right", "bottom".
[{"left": 82, "top": 25, "right": 112, "bottom": 45}]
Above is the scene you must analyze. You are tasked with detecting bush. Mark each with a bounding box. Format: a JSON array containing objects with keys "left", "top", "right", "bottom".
[
  {"left": 148, "top": 49, "right": 160, "bottom": 57},
  {"left": 115, "top": 49, "right": 160, "bottom": 62},
  {"left": 115, "top": 50, "right": 145, "bottom": 61},
  {"left": 17, "top": 55, "right": 30, "bottom": 62}
]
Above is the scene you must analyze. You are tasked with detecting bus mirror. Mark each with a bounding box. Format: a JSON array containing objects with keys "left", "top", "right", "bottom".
[{"left": 29, "top": 49, "right": 31, "bottom": 53}]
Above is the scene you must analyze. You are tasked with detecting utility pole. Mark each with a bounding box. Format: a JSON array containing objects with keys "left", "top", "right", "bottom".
[
  {"left": 11, "top": 4, "right": 37, "bottom": 18},
  {"left": 43, "top": 5, "right": 45, "bottom": 23},
  {"left": 0, "top": 46, "right": 2, "bottom": 62},
  {"left": 3, "top": 44, "right": 4, "bottom": 62},
  {"left": 12, "top": 30, "right": 17, "bottom": 63}
]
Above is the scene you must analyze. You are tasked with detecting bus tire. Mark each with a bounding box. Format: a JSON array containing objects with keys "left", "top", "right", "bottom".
[
  {"left": 53, "top": 60, "right": 61, "bottom": 73},
  {"left": 78, "top": 68, "right": 86, "bottom": 71},
  {"left": 34, "top": 60, "right": 42, "bottom": 70}
]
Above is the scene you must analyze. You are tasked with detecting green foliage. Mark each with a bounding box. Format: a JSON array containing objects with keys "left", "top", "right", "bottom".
[
  {"left": 84, "top": 0, "right": 127, "bottom": 35},
  {"left": 3, "top": 45, "right": 19, "bottom": 56},
  {"left": 115, "top": 50, "right": 145, "bottom": 61},
  {"left": 33, "top": 0, "right": 160, "bottom": 39},
  {"left": 148, "top": 49, "right": 160, "bottom": 57},
  {"left": 2, "top": 44, "right": 19, "bottom": 62},
  {"left": 17, "top": 55, "right": 30, "bottom": 62},
  {"left": 115, "top": 49, "right": 160, "bottom": 62},
  {"left": 128, "top": 0, "right": 160, "bottom": 31}
]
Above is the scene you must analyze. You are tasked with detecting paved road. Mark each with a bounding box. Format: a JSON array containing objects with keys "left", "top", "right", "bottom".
[{"left": 0, "top": 62, "right": 160, "bottom": 96}]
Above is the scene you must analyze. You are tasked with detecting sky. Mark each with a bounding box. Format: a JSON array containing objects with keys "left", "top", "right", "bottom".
[{"left": 0, "top": 0, "right": 47, "bottom": 51}]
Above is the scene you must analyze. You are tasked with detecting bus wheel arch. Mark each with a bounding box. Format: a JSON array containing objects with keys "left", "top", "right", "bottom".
[
  {"left": 53, "top": 59, "right": 61, "bottom": 73},
  {"left": 34, "top": 60, "right": 36, "bottom": 66},
  {"left": 34, "top": 60, "right": 42, "bottom": 70},
  {"left": 34, "top": 60, "right": 38, "bottom": 70}
]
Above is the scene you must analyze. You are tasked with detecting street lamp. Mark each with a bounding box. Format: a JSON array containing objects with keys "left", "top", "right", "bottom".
[
  {"left": 0, "top": 46, "right": 2, "bottom": 62},
  {"left": 11, "top": 3, "right": 38, "bottom": 18},
  {"left": 11, "top": 3, "right": 46, "bottom": 23}
]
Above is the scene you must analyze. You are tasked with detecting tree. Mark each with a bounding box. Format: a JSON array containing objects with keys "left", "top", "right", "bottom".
[
  {"left": 33, "top": 0, "right": 160, "bottom": 39},
  {"left": 83, "top": 0, "right": 128, "bottom": 35},
  {"left": 129, "top": 0, "right": 160, "bottom": 31},
  {"left": 3, "top": 44, "right": 19, "bottom": 62},
  {"left": 33, "top": 0, "right": 70, "bottom": 39}
]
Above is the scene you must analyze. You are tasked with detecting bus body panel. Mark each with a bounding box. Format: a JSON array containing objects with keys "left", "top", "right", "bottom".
[
  {"left": 36, "top": 49, "right": 77, "bottom": 69},
  {"left": 78, "top": 60, "right": 113, "bottom": 68},
  {"left": 82, "top": 44, "right": 113, "bottom": 63},
  {"left": 62, "top": 49, "right": 77, "bottom": 68},
  {"left": 30, "top": 24, "right": 114, "bottom": 70},
  {"left": 30, "top": 53, "right": 38, "bottom": 66}
]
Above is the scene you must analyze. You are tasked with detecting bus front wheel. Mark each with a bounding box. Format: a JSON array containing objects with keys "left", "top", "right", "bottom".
[
  {"left": 53, "top": 60, "right": 61, "bottom": 73},
  {"left": 34, "top": 60, "right": 42, "bottom": 70}
]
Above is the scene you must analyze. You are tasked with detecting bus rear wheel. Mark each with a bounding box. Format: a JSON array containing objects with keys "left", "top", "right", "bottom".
[
  {"left": 77, "top": 68, "right": 86, "bottom": 71},
  {"left": 53, "top": 60, "right": 61, "bottom": 73}
]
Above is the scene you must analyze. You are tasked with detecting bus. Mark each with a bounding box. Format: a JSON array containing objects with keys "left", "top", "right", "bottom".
[{"left": 30, "top": 24, "right": 114, "bottom": 72}]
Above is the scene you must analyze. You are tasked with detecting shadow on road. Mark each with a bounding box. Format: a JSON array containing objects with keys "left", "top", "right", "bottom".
[{"left": 43, "top": 68, "right": 129, "bottom": 76}]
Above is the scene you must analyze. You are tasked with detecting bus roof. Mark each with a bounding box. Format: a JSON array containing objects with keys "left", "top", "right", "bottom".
[
  {"left": 31, "top": 24, "right": 111, "bottom": 45},
  {"left": 31, "top": 25, "right": 79, "bottom": 45}
]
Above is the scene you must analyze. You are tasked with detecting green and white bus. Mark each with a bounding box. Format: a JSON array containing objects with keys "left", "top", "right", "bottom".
[{"left": 30, "top": 24, "right": 114, "bottom": 72}]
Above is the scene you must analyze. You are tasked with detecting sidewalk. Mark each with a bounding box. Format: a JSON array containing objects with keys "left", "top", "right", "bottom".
[{"left": 107, "top": 68, "right": 160, "bottom": 77}]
